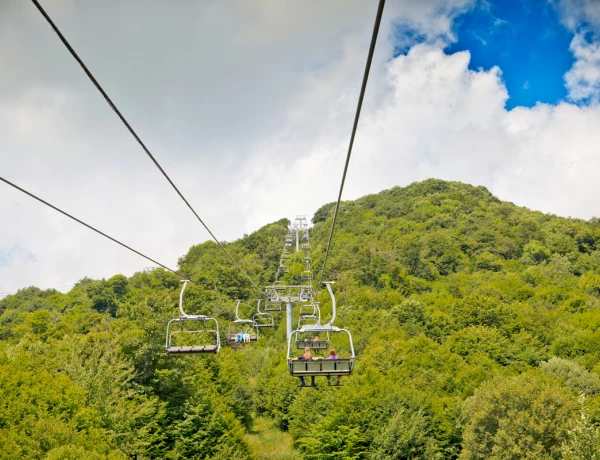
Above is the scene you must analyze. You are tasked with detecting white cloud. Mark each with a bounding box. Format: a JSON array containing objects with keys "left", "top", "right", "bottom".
[
  {"left": 238, "top": 42, "right": 600, "bottom": 236},
  {"left": 565, "top": 31, "right": 600, "bottom": 101},
  {"left": 555, "top": 0, "right": 600, "bottom": 30},
  {"left": 555, "top": 0, "right": 600, "bottom": 101}
]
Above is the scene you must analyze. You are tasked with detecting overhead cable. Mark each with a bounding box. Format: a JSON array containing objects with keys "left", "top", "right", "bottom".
[
  {"left": 1, "top": 176, "right": 191, "bottom": 281},
  {"left": 30, "top": 0, "right": 266, "bottom": 298},
  {"left": 317, "top": 0, "right": 386, "bottom": 288}
]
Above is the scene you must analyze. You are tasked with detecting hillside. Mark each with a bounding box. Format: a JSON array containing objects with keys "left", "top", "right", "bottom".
[{"left": 1, "top": 179, "right": 600, "bottom": 459}]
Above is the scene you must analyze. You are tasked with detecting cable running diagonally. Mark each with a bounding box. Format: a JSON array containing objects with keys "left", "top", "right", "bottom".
[
  {"left": 30, "top": 0, "right": 266, "bottom": 297},
  {"left": 1, "top": 176, "right": 191, "bottom": 281},
  {"left": 317, "top": 0, "right": 386, "bottom": 288}
]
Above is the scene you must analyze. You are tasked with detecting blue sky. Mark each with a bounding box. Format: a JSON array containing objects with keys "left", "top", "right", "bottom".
[{"left": 446, "top": 0, "right": 576, "bottom": 109}]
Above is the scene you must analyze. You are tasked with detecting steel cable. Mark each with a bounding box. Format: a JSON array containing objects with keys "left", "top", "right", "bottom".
[
  {"left": 30, "top": 0, "right": 266, "bottom": 298},
  {"left": 317, "top": 0, "right": 386, "bottom": 288}
]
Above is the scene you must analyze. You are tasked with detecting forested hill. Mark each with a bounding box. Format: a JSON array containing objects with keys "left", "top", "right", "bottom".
[{"left": 2, "top": 178, "right": 600, "bottom": 459}]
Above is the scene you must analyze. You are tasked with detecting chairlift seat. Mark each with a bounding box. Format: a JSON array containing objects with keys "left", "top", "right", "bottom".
[
  {"left": 289, "top": 359, "right": 353, "bottom": 376},
  {"left": 167, "top": 345, "right": 219, "bottom": 354},
  {"left": 296, "top": 340, "right": 329, "bottom": 350},
  {"left": 253, "top": 311, "right": 274, "bottom": 328},
  {"left": 228, "top": 334, "right": 258, "bottom": 343}
]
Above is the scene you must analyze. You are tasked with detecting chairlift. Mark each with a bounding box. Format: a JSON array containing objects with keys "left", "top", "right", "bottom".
[
  {"left": 302, "top": 243, "right": 310, "bottom": 252},
  {"left": 287, "top": 282, "right": 355, "bottom": 382},
  {"left": 228, "top": 300, "right": 259, "bottom": 345},
  {"left": 253, "top": 300, "right": 275, "bottom": 328},
  {"left": 301, "top": 270, "right": 312, "bottom": 283},
  {"left": 166, "top": 280, "right": 220, "bottom": 354},
  {"left": 297, "top": 300, "right": 318, "bottom": 328},
  {"left": 295, "top": 332, "right": 330, "bottom": 350},
  {"left": 296, "top": 303, "right": 329, "bottom": 350},
  {"left": 264, "top": 299, "right": 283, "bottom": 312},
  {"left": 302, "top": 257, "right": 312, "bottom": 266},
  {"left": 299, "top": 285, "right": 313, "bottom": 302}
]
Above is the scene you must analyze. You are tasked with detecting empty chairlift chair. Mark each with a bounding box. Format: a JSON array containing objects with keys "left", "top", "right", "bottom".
[
  {"left": 301, "top": 270, "right": 313, "bottom": 284},
  {"left": 297, "top": 301, "right": 319, "bottom": 328},
  {"left": 253, "top": 300, "right": 275, "bottom": 328},
  {"left": 288, "top": 282, "right": 355, "bottom": 385},
  {"left": 166, "top": 280, "right": 220, "bottom": 354},
  {"left": 228, "top": 300, "right": 259, "bottom": 345},
  {"left": 264, "top": 298, "right": 283, "bottom": 311}
]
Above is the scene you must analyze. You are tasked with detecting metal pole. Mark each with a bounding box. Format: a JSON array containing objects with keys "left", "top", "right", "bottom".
[
  {"left": 286, "top": 301, "right": 293, "bottom": 338},
  {"left": 296, "top": 229, "right": 299, "bottom": 253}
]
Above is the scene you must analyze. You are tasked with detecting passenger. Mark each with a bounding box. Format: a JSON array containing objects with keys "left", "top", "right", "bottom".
[
  {"left": 243, "top": 329, "right": 251, "bottom": 343},
  {"left": 326, "top": 349, "right": 341, "bottom": 386},
  {"left": 235, "top": 331, "right": 244, "bottom": 343},
  {"left": 297, "top": 347, "right": 315, "bottom": 387},
  {"left": 313, "top": 336, "right": 319, "bottom": 342}
]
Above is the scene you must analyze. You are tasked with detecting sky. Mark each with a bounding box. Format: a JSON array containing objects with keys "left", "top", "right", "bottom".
[{"left": 1, "top": 0, "right": 600, "bottom": 296}]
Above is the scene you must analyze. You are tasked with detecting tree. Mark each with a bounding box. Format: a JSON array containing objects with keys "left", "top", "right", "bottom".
[
  {"left": 461, "top": 373, "right": 576, "bottom": 459},
  {"left": 370, "top": 408, "right": 442, "bottom": 459}
]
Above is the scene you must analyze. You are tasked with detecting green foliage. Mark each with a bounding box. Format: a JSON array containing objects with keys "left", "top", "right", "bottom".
[
  {"left": 461, "top": 372, "right": 576, "bottom": 459},
  {"left": 3, "top": 179, "right": 600, "bottom": 458},
  {"left": 370, "top": 409, "right": 442, "bottom": 459},
  {"left": 562, "top": 396, "right": 600, "bottom": 460},
  {"left": 541, "top": 357, "right": 600, "bottom": 395}
]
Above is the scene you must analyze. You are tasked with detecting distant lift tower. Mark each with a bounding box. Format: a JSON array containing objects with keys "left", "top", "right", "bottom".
[{"left": 292, "top": 215, "right": 308, "bottom": 253}]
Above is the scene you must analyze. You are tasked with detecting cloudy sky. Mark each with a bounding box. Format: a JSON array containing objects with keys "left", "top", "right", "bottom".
[{"left": 1, "top": 0, "right": 600, "bottom": 296}]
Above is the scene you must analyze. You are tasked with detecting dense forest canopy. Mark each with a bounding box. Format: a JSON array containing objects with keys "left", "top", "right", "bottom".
[{"left": 2, "top": 179, "right": 600, "bottom": 459}]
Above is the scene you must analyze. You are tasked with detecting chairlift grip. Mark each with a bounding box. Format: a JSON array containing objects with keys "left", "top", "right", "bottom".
[
  {"left": 179, "top": 280, "right": 190, "bottom": 316},
  {"left": 235, "top": 299, "right": 242, "bottom": 320},
  {"left": 324, "top": 281, "right": 336, "bottom": 327}
]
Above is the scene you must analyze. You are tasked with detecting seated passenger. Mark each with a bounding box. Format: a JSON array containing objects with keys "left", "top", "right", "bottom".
[
  {"left": 326, "top": 349, "right": 341, "bottom": 386},
  {"left": 297, "top": 347, "right": 316, "bottom": 387},
  {"left": 313, "top": 336, "right": 320, "bottom": 342},
  {"left": 243, "top": 329, "right": 251, "bottom": 343},
  {"left": 235, "top": 331, "right": 244, "bottom": 342}
]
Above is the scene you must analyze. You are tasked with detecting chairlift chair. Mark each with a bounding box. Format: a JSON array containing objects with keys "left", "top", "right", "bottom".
[
  {"left": 264, "top": 300, "right": 283, "bottom": 312},
  {"left": 253, "top": 300, "right": 275, "bottom": 328},
  {"left": 296, "top": 304, "right": 329, "bottom": 350},
  {"left": 166, "top": 280, "right": 220, "bottom": 354},
  {"left": 228, "top": 300, "right": 259, "bottom": 345},
  {"left": 297, "top": 301, "right": 318, "bottom": 328},
  {"left": 301, "top": 270, "right": 313, "bottom": 283},
  {"left": 288, "top": 283, "right": 355, "bottom": 381}
]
